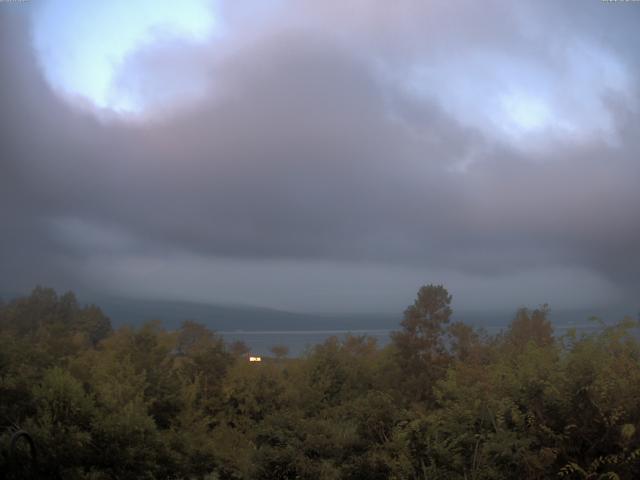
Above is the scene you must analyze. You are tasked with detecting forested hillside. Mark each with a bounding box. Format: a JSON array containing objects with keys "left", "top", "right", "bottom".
[{"left": 1, "top": 286, "right": 639, "bottom": 479}]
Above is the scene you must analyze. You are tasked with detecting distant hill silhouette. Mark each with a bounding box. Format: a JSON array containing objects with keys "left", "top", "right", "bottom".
[{"left": 1, "top": 291, "right": 635, "bottom": 333}]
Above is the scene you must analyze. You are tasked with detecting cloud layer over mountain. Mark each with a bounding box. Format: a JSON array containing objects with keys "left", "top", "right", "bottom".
[{"left": 1, "top": 1, "right": 638, "bottom": 313}]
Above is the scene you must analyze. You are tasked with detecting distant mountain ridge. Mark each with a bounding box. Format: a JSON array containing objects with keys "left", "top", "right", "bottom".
[
  {"left": 76, "top": 297, "right": 640, "bottom": 334},
  {"left": 94, "top": 297, "right": 353, "bottom": 331},
  {"left": 2, "top": 291, "right": 635, "bottom": 333}
]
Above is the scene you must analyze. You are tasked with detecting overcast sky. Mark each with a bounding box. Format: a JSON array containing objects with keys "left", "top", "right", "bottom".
[{"left": 1, "top": 1, "right": 638, "bottom": 314}]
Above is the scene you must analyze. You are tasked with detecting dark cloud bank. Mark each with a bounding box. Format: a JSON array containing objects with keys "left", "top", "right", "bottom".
[{"left": 1, "top": 1, "right": 638, "bottom": 314}]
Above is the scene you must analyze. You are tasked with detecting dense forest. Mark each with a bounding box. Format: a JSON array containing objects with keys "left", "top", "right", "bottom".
[{"left": 1, "top": 286, "right": 639, "bottom": 479}]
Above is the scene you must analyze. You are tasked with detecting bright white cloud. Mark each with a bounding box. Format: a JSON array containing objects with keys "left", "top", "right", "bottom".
[
  {"left": 32, "top": 0, "right": 219, "bottom": 113},
  {"left": 500, "top": 92, "right": 551, "bottom": 131},
  {"left": 404, "top": 41, "right": 632, "bottom": 149}
]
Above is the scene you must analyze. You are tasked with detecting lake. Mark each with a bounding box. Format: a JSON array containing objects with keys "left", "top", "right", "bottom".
[{"left": 219, "top": 322, "right": 604, "bottom": 357}]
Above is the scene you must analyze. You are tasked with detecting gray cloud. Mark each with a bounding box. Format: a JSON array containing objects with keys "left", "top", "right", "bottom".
[{"left": 0, "top": 2, "right": 638, "bottom": 312}]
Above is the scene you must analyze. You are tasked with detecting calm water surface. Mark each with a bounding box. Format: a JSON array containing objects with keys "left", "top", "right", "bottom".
[{"left": 220, "top": 323, "right": 602, "bottom": 357}]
